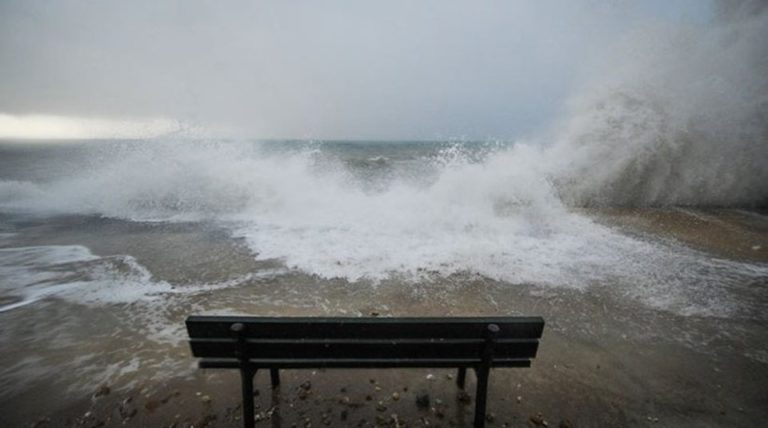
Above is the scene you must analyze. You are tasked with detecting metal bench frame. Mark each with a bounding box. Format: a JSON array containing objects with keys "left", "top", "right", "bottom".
[{"left": 186, "top": 316, "right": 544, "bottom": 428}]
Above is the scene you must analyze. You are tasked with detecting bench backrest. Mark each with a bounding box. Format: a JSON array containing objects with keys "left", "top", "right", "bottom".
[{"left": 186, "top": 316, "right": 544, "bottom": 368}]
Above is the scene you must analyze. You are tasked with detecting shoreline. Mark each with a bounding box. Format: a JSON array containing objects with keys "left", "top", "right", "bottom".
[{"left": 2, "top": 208, "right": 767, "bottom": 427}]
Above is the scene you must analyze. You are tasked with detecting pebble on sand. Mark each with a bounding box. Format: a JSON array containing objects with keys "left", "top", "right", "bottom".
[
  {"left": 416, "top": 393, "right": 431, "bottom": 409},
  {"left": 530, "top": 413, "right": 548, "bottom": 427},
  {"left": 457, "top": 391, "right": 472, "bottom": 405},
  {"left": 93, "top": 384, "right": 111, "bottom": 398}
]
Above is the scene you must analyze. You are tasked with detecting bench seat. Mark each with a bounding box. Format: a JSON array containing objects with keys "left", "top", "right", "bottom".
[{"left": 186, "top": 315, "right": 544, "bottom": 428}]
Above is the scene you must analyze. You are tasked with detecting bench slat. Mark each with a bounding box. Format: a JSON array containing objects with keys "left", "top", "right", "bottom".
[
  {"left": 198, "top": 357, "right": 532, "bottom": 369},
  {"left": 186, "top": 316, "right": 544, "bottom": 340},
  {"left": 189, "top": 337, "right": 539, "bottom": 359}
]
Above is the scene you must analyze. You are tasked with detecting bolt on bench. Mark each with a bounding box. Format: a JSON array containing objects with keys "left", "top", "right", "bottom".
[{"left": 186, "top": 315, "right": 544, "bottom": 428}]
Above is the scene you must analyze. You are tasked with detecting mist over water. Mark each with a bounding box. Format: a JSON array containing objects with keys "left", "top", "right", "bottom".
[{"left": 551, "top": 1, "right": 768, "bottom": 207}]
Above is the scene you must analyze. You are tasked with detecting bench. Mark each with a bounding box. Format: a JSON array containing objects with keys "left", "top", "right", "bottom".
[{"left": 186, "top": 315, "right": 544, "bottom": 428}]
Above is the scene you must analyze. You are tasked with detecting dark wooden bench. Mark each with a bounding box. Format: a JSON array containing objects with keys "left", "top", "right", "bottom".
[{"left": 186, "top": 315, "right": 544, "bottom": 428}]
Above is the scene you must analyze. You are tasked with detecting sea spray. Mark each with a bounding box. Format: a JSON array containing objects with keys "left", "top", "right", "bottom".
[{"left": 550, "top": 1, "right": 768, "bottom": 206}]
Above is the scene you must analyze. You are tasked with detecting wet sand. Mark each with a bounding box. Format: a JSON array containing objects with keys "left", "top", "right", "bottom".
[
  {"left": 592, "top": 208, "right": 768, "bottom": 263},
  {"left": 1, "top": 209, "right": 768, "bottom": 427}
]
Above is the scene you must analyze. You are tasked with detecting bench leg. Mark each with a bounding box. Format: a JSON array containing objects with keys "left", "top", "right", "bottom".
[
  {"left": 270, "top": 368, "right": 280, "bottom": 388},
  {"left": 457, "top": 367, "right": 467, "bottom": 389},
  {"left": 473, "top": 366, "right": 490, "bottom": 428},
  {"left": 240, "top": 367, "right": 257, "bottom": 428}
]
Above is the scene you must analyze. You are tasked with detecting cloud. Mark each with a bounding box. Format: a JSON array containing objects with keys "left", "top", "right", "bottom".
[
  {"left": 0, "top": 114, "right": 179, "bottom": 140},
  {"left": 0, "top": 0, "right": 712, "bottom": 140}
]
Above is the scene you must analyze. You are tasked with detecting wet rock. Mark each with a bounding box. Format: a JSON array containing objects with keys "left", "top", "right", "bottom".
[
  {"left": 376, "top": 401, "right": 388, "bottom": 412},
  {"left": 391, "top": 413, "right": 401, "bottom": 427},
  {"left": 93, "top": 385, "right": 111, "bottom": 398},
  {"left": 392, "top": 392, "right": 400, "bottom": 401},
  {"left": 416, "top": 393, "right": 431, "bottom": 409},
  {"left": 433, "top": 407, "right": 445, "bottom": 419},
  {"left": 516, "top": 395, "right": 523, "bottom": 404},
  {"left": 118, "top": 397, "right": 138, "bottom": 422},
  {"left": 31, "top": 417, "right": 51, "bottom": 428},
  {"left": 486, "top": 412, "right": 496, "bottom": 422},
  {"left": 375, "top": 414, "right": 389, "bottom": 425},
  {"left": 457, "top": 391, "right": 472, "bottom": 405},
  {"left": 298, "top": 389, "right": 310, "bottom": 400},
  {"left": 559, "top": 419, "right": 574, "bottom": 428},
  {"left": 300, "top": 380, "right": 312, "bottom": 391},
  {"left": 254, "top": 405, "right": 278, "bottom": 423},
  {"left": 159, "top": 391, "right": 178, "bottom": 405},
  {"left": 320, "top": 412, "right": 333, "bottom": 426},
  {"left": 145, "top": 399, "right": 162, "bottom": 413},
  {"left": 200, "top": 395, "right": 212, "bottom": 404},
  {"left": 530, "top": 413, "right": 548, "bottom": 427}
]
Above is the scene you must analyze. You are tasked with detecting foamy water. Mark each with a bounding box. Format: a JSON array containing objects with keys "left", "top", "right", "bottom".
[{"left": 0, "top": 139, "right": 766, "bottom": 322}]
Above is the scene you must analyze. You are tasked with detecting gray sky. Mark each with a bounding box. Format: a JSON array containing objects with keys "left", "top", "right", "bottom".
[{"left": 0, "top": 0, "right": 711, "bottom": 140}]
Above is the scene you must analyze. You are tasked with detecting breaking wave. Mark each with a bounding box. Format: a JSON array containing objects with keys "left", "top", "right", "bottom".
[{"left": 551, "top": 2, "right": 768, "bottom": 206}]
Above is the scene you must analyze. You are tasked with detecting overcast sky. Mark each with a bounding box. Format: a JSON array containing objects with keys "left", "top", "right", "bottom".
[{"left": 0, "top": 0, "right": 711, "bottom": 140}]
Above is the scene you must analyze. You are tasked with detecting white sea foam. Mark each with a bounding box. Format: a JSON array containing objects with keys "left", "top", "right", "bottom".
[
  {"left": 0, "top": 245, "right": 166, "bottom": 312},
  {"left": 0, "top": 242, "right": 287, "bottom": 315},
  {"left": 0, "top": 135, "right": 766, "bottom": 319}
]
